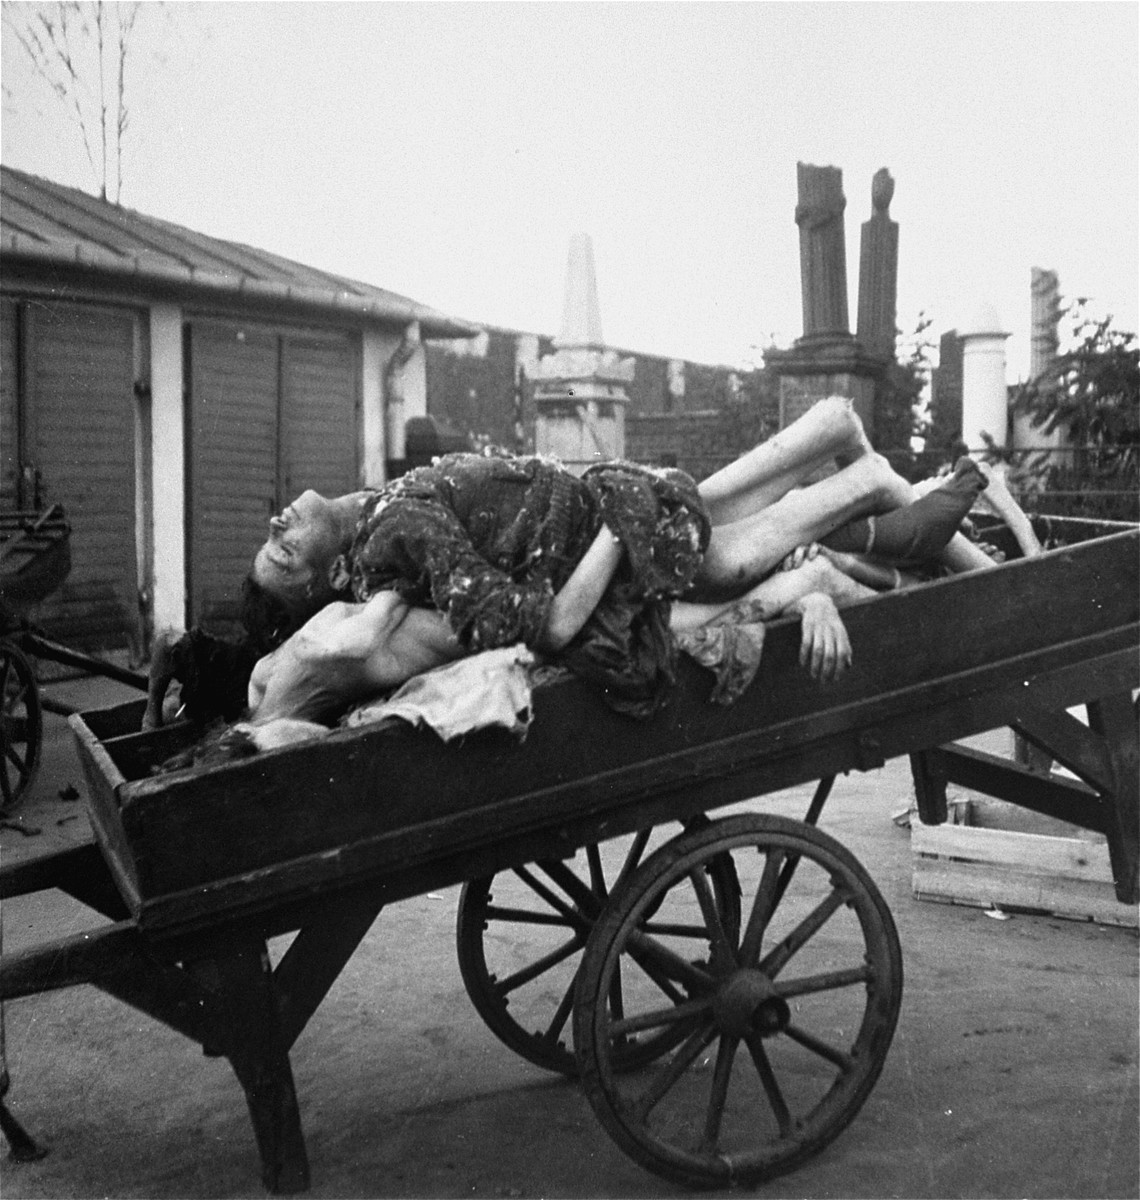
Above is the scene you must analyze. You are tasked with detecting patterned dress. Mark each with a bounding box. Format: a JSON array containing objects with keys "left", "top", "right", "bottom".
[{"left": 348, "top": 452, "right": 710, "bottom": 715}]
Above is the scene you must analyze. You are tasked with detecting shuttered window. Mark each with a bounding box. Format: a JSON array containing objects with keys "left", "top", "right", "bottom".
[
  {"left": 187, "top": 322, "right": 279, "bottom": 629},
  {"left": 0, "top": 298, "right": 18, "bottom": 512},
  {"left": 20, "top": 302, "right": 137, "bottom": 646},
  {"left": 187, "top": 322, "right": 359, "bottom": 630}
]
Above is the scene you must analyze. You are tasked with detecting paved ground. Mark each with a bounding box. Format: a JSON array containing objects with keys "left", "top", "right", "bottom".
[{"left": 1, "top": 672, "right": 1137, "bottom": 1200}]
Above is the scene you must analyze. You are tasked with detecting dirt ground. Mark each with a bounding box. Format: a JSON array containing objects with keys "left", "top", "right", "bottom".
[{"left": 1, "top": 672, "right": 1137, "bottom": 1200}]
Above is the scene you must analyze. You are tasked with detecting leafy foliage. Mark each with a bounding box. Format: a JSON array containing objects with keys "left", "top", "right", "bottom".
[
  {"left": 875, "top": 314, "right": 935, "bottom": 480},
  {"left": 1011, "top": 303, "right": 1138, "bottom": 520}
]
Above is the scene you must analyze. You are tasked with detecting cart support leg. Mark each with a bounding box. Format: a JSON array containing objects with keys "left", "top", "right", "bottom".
[
  {"left": 212, "top": 942, "right": 310, "bottom": 1195},
  {"left": 1087, "top": 692, "right": 1139, "bottom": 904},
  {"left": 909, "top": 750, "right": 948, "bottom": 825}
]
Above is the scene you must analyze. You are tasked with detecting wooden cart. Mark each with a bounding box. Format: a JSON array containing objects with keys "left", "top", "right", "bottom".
[
  {"left": 1, "top": 505, "right": 147, "bottom": 811},
  {"left": 1, "top": 516, "right": 1136, "bottom": 1193}
]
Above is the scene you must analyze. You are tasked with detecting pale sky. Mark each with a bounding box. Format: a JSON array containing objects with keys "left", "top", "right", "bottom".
[{"left": 2, "top": 2, "right": 1137, "bottom": 380}]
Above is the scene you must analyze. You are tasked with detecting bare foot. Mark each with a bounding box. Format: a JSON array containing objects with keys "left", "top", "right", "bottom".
[
  {"left": 974, "top": 461, "right": 1044, "bottom": 557},
  {"left": 842, "top": 451, "right": 915, "bottom": 512},
  {"left": 827, "top": 398, "right": 876, "bottom": 466}
]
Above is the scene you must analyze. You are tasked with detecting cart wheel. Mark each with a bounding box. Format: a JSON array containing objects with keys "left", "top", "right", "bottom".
[
  {"left": 573, "top": 813, "right": 902, "bottom": 1189},
  {"left": 456, "top": 816, "right": 741, "bottom": 1077},
  {"left": 0, "top": 641, "right": 42, "bottom": 814}
]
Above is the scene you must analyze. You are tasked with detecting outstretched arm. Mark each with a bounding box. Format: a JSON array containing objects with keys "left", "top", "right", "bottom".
[
  {"left": 536, "top": 525, "right": 624, "bottom": 652},
  {"left": 142, "top": 628, "right": 183, "bottom": 729},
  {"left": 672, "top": 554, "right": 871, "bottom": 682}
]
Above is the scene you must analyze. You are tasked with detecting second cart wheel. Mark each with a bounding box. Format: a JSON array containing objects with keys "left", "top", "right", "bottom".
[
  {"left": 0, "top": 640, "right": 42, "bottom": 814},
  {"left": 456, "top": 817, "right": 740, "bottom": 1077},
  {"left": 573, "top": 813, "right": 902, "bottom": 1189}
]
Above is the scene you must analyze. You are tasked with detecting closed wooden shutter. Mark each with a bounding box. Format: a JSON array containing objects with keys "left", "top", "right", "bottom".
[
  {"left": 187, "top": 322, "right": 360, "bottom": 630},
  {"left": 22, "top": 302, "right": 137, "bottom": 647},
  {"left": 187, "top": 321, "right": 278, "bottom": 629},
  {"left": 0, "top": 298, "right": 18, "bottom": 511},
  {"left": 280, "top": 331, "right": 358, "bottom": 499}
]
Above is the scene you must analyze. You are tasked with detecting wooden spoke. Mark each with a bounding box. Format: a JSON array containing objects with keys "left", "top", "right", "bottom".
[
  {"left": 745, "top": 1031, "right": 794, "bottom": 1138},
  {"left": 688, "top": 866, "right": 737, "bottom": 969},
  {"left": 774, "top": 964, "right": 874, "bottom": 999},
  {"left": 630, "top": 1022, "right": 718, "bottom": 1125},
  {"left": 739, "top": 849, "right": 785, "bottom": 966},
  {"left": 494, "top": 935, "right": 585, "bottom": 996},
  {"left": 757, "top": 885, "right": 850, "bottom": 979},
  {"left": 513, "top": 864, "right": 590, "bottom": 930},
  {"left": 609, "top": 995, "right": 713, "bottom": 1039},
  {"left": 783, "top": 1023, "right": 854, "bottom": 1072},
  {"left": 699, "top": 1033, "right": 740, "bottom": 1153},
  {"left": 482, "top": 903, "right": 575, "bottom": 928}
]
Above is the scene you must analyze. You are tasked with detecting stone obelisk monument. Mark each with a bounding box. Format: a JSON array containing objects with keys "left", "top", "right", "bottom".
[{"left": 532, "top": 233, "right": 633, "bottom": 473}]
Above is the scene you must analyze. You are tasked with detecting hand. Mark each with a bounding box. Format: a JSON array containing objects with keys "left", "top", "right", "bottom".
[
  {"left": 795, "top": 593, "right": 851, "bottom": 684},
  {"left": 142, "top": 627, "right": 185, "bottom": 730},
  {"left": 781, "top": 543, "right": 821, "bottom": 572}
]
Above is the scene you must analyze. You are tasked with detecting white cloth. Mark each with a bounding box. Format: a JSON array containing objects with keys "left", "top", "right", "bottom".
[{"left": 343, "top": 645, "right": 536, "bottom": 741}]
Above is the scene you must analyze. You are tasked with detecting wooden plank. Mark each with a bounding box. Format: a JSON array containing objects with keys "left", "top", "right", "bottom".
[
  {"left": 913, "top": 822, "right": 1110, "bottom": 881},
  {"left": 938, "top": 744, "right": 1107, "bottom": 831},
  {"left": 912, "top": 822, "right": 1138, "bottom": 928},
  {"left": 1011, "top": 701, "right": 1114, "bottom": 792}
]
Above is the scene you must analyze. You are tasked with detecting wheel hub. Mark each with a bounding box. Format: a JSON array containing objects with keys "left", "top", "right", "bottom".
[{"left": 713, "top": 969, "right": 791, "bottom": 1038}]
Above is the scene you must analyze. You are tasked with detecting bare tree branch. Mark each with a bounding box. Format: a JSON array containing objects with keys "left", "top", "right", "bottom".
[{"left": 3, "top": 0, "right": 144, "bottom": 203}]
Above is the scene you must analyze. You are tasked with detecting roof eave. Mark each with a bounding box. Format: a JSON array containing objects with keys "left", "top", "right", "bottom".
[{"left": 0, "top": 233, "right": 482, "bottom": 340}]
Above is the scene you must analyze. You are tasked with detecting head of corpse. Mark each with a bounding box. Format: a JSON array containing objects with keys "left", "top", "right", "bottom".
[{"left": 250, "top": 489, "right": 367, "bottom": 623}]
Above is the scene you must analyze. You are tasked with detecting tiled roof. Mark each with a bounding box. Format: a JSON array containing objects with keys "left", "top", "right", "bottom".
[{"left": 0, "top": 166, "right": 479, "bottom": 338}]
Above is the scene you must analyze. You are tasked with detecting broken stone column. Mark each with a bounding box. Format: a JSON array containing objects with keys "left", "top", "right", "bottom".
[
  {"left": 532, "top": 233, "right": 633, "bottom": 473},
  {"left": 767, "top": 163, "right": 886, "bottom": 437},
  {"left": 856, "top": 169, "right": 899, "bottom": 361},
  {"left": 795, "top": 162, "right": 850, "bottom": 338},
  {"left": 1013, "top": 267, "right": 1065, "bottom": 455},
  {"left": 1030, "top": 267, "right": 1061, "bottom": 377}
]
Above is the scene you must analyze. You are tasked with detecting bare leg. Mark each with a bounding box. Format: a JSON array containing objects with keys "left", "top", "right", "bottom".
[
  {"left": 697, "top": 452, "right": 911, "bottom": 591},
  {"left": 673, "top": 554, "right": 875, "bottom": 632},
  {"left": 698, "top": 396, "right": 873, "bottom": 525},
  {"left": 816, "top": 546, "right": 924, "bottom": 591}
]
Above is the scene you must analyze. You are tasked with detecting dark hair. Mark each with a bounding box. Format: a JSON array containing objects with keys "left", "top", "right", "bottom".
[
  {"left": 159, "top": 574, "right": 349, "bottom": 728},
  {"left": 239, "top": 574, "right": 313, "bottom": 657}
]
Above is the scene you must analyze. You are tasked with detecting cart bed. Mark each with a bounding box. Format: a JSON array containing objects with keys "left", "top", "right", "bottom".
[{"left": 72, "top": 518, "right": 1139, "bottom": 935}]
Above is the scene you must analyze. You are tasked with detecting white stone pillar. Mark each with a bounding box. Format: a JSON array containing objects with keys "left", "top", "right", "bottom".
[
  {"left": 148, "top": 303, "right": 186, "bottom": 631},
  {"left": 361, "top": 329, "right": 387, "bottom": 486},
  {"left": 383, "top": 321, "right": 426, "bottom": 466},
  {"left": 960, "top": 302, "right": 1011, "bottom": 452}
]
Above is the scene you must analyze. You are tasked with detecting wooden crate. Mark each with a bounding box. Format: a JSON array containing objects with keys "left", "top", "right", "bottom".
[{"left": 912, "top": 817, "right": 1138, "bottom": 929}]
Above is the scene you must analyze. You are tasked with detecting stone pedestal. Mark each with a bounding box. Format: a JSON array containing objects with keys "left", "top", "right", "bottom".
[
  {"left": 531, "top": 345, "right": 633, "bottom": 474},
  {"left": 766, "top": 336, "right": 887, "bottom": 438}
]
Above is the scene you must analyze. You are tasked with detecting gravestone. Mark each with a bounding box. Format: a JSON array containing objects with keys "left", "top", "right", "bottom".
[{"left": 767, "top": 163, "right": 889, "bottom": 436}]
